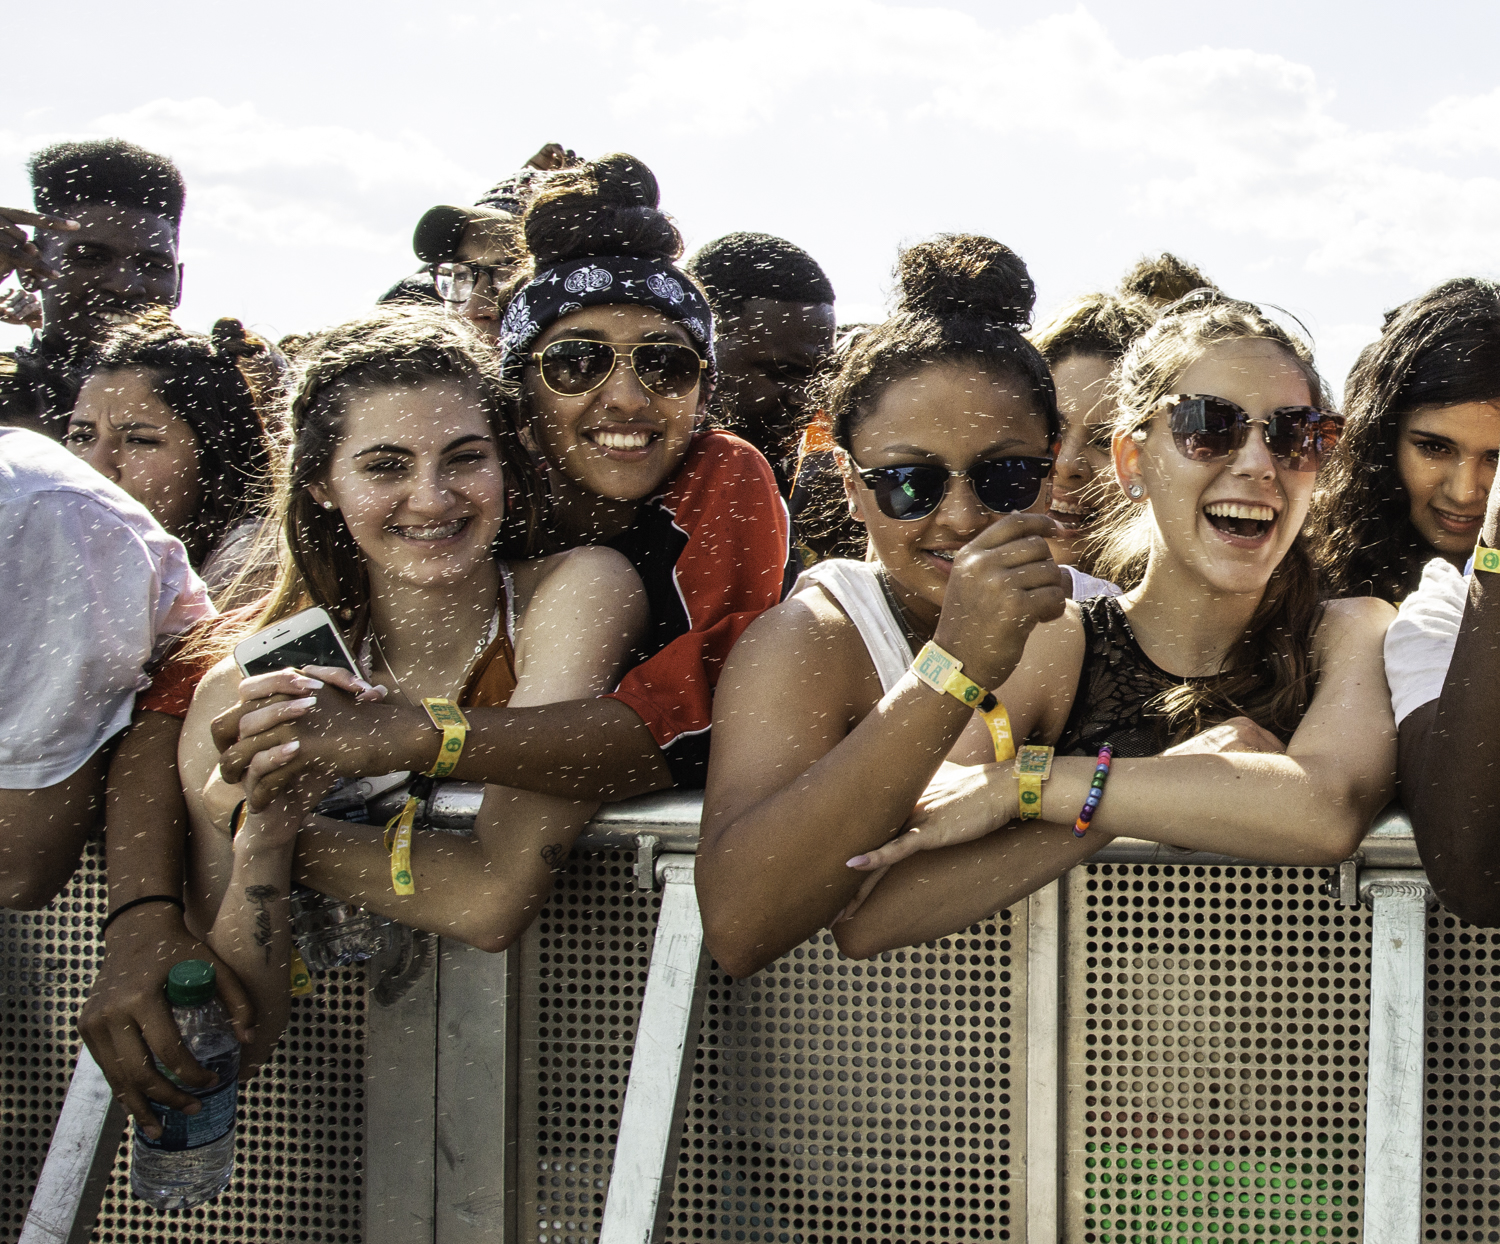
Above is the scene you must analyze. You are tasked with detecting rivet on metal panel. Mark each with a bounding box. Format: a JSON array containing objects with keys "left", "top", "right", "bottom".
[{"left": 635, "top": 832, "right": 661, "bottom": 891}]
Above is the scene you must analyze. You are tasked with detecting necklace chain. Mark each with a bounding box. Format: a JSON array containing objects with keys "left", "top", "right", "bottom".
[{"left": 368, "top": 607, "right": 498, "bottom": 703}]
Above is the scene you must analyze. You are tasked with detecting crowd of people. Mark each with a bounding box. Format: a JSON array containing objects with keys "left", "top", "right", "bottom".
[{"left": 1, "top": 136, "right": 1497, "bottom": 1157}]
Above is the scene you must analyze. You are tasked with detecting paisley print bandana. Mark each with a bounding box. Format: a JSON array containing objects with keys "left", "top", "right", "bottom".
[{"left": 499, "top": 255, "right": 716, "bottom": 390}]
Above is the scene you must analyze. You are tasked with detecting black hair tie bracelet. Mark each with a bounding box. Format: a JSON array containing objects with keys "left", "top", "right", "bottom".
[{"left": 100, "top": 894, "right": 186, "bottom": 936}]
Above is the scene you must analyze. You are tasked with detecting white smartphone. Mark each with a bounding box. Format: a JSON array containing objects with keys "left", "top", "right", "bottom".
[{"left": 233, "top": 606, "right": 360, "bottom": 678}]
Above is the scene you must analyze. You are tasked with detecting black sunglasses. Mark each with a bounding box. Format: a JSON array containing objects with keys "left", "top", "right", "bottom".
[
  {"left": 853, "top": 456, "right": 1055, "bottom": 521},
  {"left": 531, "top": 339, "right": 706, "bottom": 399},
  {"left": 1149, "top": 394, "right": 1344, "bottom": 472}
]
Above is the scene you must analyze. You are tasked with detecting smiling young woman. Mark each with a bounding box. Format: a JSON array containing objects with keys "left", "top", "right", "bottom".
[
  {"left": 170, "top": 307, "right": 647, "bottom": 1073},
  {"left": 1312, "top": 278, "right": 1500, "bottom": 602},
  {"left": 701, "top": 286, "right": 1397, "bottom": 973}
]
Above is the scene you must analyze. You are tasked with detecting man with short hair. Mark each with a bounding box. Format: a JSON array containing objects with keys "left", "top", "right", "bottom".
[
  {"left": 0, "top": 139, "right": 185, "bottom": 436},
  {"left": 684, "top": 232, "right": 836, "bottom": 496}
]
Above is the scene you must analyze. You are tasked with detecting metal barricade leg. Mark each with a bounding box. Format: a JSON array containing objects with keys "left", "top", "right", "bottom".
[
  {"left": 1361, "top": 873, "right": 1431, "bottom": 1244},
  {"left": 1025, "top": 879, "right": 1061, "bottom": 1240},
  {"left": 19, "top": 1046, "right": 127, "bottom": 1244},
  {"left": 599, "top": 854, "right": 707, "bottom": 1244}
]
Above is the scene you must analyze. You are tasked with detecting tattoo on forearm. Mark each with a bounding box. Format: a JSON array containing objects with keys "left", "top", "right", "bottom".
[
  {"left": 245, "top": 884, "right": 280, "bottom": 965},
  {"left": 540, "top": 843, "right": 567, "bottom": 874}
]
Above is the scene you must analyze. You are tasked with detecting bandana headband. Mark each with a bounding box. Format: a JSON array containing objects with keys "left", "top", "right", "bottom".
[{"left": 499, "top": 255, "right": 717, "bottom": 391}]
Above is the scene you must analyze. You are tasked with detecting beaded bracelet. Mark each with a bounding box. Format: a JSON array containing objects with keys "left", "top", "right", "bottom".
[{"left": 1072, "top": 743, "right": 1115, "bottom": 838}]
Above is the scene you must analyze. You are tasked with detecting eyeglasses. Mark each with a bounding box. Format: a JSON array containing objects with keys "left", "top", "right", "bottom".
[
  {"left": 1143, "top": 394, "right": 1344, "bottom": 473},
  {"left": 431, "top": 262, "right": 507, "bottom": 304},
  {"left": 852, "top": 456, "right": 1055, "bottom": 521},
  {"left": 531, "top": 339, "right": 707, "bottom": 399}
]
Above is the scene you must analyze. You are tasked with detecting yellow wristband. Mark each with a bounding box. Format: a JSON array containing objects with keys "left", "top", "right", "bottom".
[
  {"left": 384, "top": 794, "right": 419, "bottom": 895},
  {"left": 1015, "top": 745, "right": 1055, "bottom": 820},
  {"left": 1475, "top": 542, "right": 1500, "bottom": 574},
  {"left": 912, "top": 641, "right": 1016, "bottom": 763},
  {"left": 421, "top": 697, "right": 470, "bottom": 778}
]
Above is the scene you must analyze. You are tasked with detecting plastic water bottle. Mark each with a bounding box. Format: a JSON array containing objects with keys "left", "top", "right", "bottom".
[{"left": 130, "top": 960, "right": 240, "bottom": 1209}]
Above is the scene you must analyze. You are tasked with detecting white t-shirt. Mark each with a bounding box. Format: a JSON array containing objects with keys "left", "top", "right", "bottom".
[
  {"left": 1384, "top": 556, "right": 1469, "bottom": 727},
  {"left": 0, "top": 428, "right": 215, "bottom": 788}
]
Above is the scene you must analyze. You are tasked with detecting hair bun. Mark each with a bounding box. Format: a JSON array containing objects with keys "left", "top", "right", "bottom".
[
  {"left": 894, "top": 234, "right": 1035, "bottom": 328},
  {"left": 523, "top": 152, "right": 682, "bottom": 266},
  {"left": 1118, "top": 253, "right": 1216, "bottom": 307}
]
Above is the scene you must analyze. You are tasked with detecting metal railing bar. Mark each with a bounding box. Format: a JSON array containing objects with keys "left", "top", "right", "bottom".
[
  {"left": 1024, "top": 881, "right": 1062, "bottom": 1239},
  {"left": 1360, "top": 870, "right": 1432, "bottom": 1244},
  {"left": 17, "top": 1046, "right": 127, "bottom": 1244},
  {"left": 599, "top": 854, "right": 709, "bottom": 1244}
]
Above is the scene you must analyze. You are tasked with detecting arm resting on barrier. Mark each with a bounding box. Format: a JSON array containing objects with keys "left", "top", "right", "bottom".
[
  {"left": 838, "top": 597, "right": 1397, "bottom": 952},
  {"left": 220, "top": 692, "right": 672, "bottom": 809},
  {"left": 1402, "top": 481, "right": 1500, "bottom": 925},
  {"left": 697, "top": 550, "right": 1059, "bottom": 981},
  {"left": 283, "top": 547, "right": 649, "bottom": 952}
]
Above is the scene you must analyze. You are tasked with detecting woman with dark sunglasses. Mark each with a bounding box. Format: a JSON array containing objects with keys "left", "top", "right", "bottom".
[
  {"left": 215, "top": 154, "right": 788, "bottom": 807},
  {"left": 699, "top": 283, "right": 1397, "bottom": 976},
  {"left": 697, "top": 235, "right": 1072, "bottom": 977}
]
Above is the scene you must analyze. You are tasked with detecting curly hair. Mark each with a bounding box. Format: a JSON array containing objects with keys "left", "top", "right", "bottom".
[
  {"left": 1092, "top": 292, "right": 1330, "bottom": 743},
  {"left": 1309, "top": 278, "right": 1500, "bottom": 602}
]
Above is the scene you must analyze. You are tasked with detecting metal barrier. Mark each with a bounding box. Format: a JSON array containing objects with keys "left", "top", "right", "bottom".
[{"left": 6, "top": 796, "right": 1452, "bottom": 1243}]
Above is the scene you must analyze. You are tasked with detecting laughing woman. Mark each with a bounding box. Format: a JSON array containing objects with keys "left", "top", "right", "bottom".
[{"left": 699, "top": 277, "right": 1397, "bottom": 976}]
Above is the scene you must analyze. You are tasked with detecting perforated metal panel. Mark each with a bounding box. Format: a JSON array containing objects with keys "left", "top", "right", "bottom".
[
  {"left": 1423, "top": 908, "right": 1500, "bottom": 1242},
  {"left": 1064, "top": 862, "right": 1368, "bottom": 1242},
  {"left": 662, "top": 915, "right": 1023, "bottom": 1243},
  {"left": 1, "top": 837, "right": 106, "bottom": 1243},
  {"left": 1, "top": 832, "right": 370, "bottom": 1243},
  {"left": 89, "top": 967, "right": 367, "bottom": 1242},
  {"left": 520, "top": 849, "right": 662, "bottom": 1244}
]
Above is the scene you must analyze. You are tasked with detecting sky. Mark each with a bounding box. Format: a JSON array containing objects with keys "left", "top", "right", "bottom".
[{"left": 4, "top": 0, "right": 1499, "bottom": 389}]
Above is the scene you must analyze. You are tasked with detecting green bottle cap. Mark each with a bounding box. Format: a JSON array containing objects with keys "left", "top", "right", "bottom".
[{"left": 166, "top": 959, "right": 217, "bottom": 1006}]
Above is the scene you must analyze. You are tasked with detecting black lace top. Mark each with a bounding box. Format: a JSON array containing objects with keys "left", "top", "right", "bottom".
[{"left": 1053, "top": 597, "right": 1211, "bottom": 759}]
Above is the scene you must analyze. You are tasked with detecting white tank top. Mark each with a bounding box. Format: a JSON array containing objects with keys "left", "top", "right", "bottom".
[{"left": 796, "top": 560, "right": 912, "bottom": 694}]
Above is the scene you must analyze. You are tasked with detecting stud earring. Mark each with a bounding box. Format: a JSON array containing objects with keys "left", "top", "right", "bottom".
[
  {"left": 1126, "top": 482, "right": 1145, "bottom": 500},
  {"left": 320, "top": 500, "right": 335, "bottom": 510}
]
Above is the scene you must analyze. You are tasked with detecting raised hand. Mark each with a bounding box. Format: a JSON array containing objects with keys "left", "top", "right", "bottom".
[
  {"left": 931, "top": 512, "right": 1068, "bottom": 690},
  {"left": 0, "top": 205, "right": 79, "bottom": 283}
]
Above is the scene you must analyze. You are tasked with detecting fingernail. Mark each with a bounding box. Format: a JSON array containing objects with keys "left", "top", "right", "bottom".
[
  {"left": 295, "top": 677, "right": 324, "bottom": 690},
  {"left": 846, "top": 855, "right": 869, "bottom": 868},
  {"left": 289, "top": 696, "right": 317, "bottom": 710},
  {"left": 281, "top": 740, "right": 300, "bottom": 756}
]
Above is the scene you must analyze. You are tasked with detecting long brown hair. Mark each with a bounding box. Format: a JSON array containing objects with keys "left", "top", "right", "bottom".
[
  {"left": 218, "top": 307, "right": 541, "bottom": 658},
  {"left": 1093, "top": 292, "right": 1330, "bottom": 743},
  {"left": 1309, "top": 277, "right": 1500, "bottom": 602}
]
